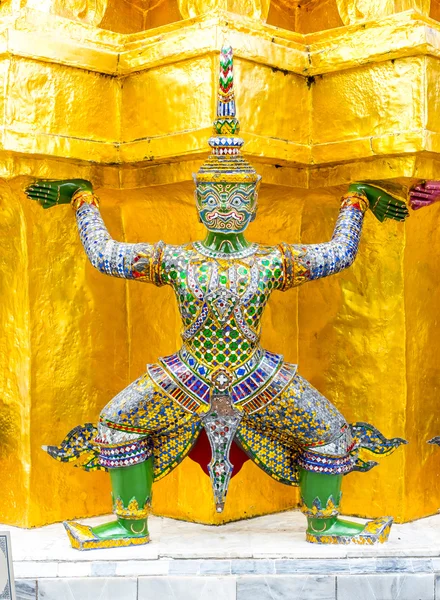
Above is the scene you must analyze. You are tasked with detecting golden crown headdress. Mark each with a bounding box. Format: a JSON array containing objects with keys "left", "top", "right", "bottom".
[{"left": 195, "top": 46, "right": 260, "bottom": 184}]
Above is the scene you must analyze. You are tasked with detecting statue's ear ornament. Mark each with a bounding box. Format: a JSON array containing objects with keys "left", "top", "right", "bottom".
[{"left": 195, "top": 45, "right": 261, "bottom": 187}]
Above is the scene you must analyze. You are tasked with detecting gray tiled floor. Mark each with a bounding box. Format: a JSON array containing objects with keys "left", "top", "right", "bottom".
[
  {"left": 8, "top": 511, "right": 440, "bottom": 599},
  {"left": 15, "top": 574, "right": 440, "bottom": 600},
  {"left": 337, "top": 574, "right": 435, "bottom": 600},
  {"left": 138, "top": 577, "right": 236, "bottom": 600},
  {"left": 237, "top": 575, "right": 336, "bottom": 600},
  {"left": 37, "top": 578, "right": 137, "bottom": 600}
]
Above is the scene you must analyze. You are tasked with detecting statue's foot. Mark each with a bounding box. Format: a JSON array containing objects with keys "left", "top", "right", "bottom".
[
  {"left": 64, "top": 519, "right": 150, "bottom": 551},
  {"left": 306, "top": 516, "right": 393, "bottom": 545}
]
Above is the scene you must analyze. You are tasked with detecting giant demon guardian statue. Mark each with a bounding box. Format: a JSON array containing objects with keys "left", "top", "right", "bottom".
[{"left": 26, "top": 47, "right": 415, "bottom": 550}]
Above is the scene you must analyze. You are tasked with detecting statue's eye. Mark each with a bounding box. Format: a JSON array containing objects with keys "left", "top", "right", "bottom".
[
  {"left": 231, "top": 197, "right": 242, "bottom": 208},
  {"left": 206, "top": 196, "right": 216, "bottom": 207}
]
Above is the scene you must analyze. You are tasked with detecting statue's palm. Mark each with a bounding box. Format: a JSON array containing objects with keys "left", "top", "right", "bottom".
[
  {"left": 349, "top": 183, "right": 409, "bottom": 223},
  {"left": 25, "top": 179, "right": 92, "bottom": 209},
  {"left": 409, "top": 181, "right": 440, "bottom": 211}
]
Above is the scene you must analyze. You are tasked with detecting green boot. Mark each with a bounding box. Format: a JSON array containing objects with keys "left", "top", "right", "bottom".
[
  {"left": 64, "top": 459, "right": 153, "bottom": 550},
  {"left": 299, "top": 468, "right": 393, "bottom": 545}
]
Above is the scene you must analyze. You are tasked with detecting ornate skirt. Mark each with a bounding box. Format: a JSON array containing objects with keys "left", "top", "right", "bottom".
[{"left": 45, "top": 348, "right": 405, "bottom": 486}]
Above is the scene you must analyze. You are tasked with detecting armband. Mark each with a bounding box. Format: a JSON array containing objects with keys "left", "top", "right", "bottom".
[
  {"left": 71, "top": 190, "right": 100, "bottom": 212},
  {"left": 340, "top": 192, "right": 369, "bottom": 214}
]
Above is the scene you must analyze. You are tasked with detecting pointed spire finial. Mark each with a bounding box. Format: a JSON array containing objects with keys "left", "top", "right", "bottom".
[
  {"left": 217, "top": 45, "right": 236, "bottom": 118},
  {"left": 195, "top": 45, "right": 259, "bottom": 183}
]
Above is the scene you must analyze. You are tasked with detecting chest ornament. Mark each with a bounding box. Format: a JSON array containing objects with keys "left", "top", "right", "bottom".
[
  {"left": 183, "top": 259, "right": 260, "bottom": 342},
  {"left": 205, "top": 288, "right": 239, "bottom": 323}
]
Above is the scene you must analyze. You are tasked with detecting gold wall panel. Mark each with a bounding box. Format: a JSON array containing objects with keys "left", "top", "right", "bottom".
[
  {"left": 100, "top": 0, "right": 145, "bottom": 33},
  {"left": 178, "top": 0, "right": 270, "bottom": 20},
  {"left": 336, "top": 0, "right": 430, "bottom": 24},
  {"left": 153, "top": 458, "right": 299, "bottom": 524},
  {"left": 0, "top": 0, "right": 109, "bottom": 24},
  {"left": 426, "top": 56, "right": 440, "bottom": 135},
  {"left": 4, "top": 56, "right": 119, "bottom": 162},
  {"left": 266, "top": 0, "right": 343, "bottom": 33},
  {"left": 403, "top": 202, "right": 440, "bottom": 521},
  {"left": 431, "top": 0, "right": 440, "bottom": 18},
  {"left": 0, "top": 180, "right": 134, "bottom": 527},
  {"left": 0, "top": 181, "right": 31, "bottom": 527},
  {"left": 296, "top": 0, "right": 342, "bottom": 33},
  {"left": 121, "top": 56, "right": 213, "bottom": 141},
  {"left": 99, "top": 0, "right": 183, "bottom": 34},
  {"left": 311, "top": 56, "right": 424, "bottom": 145},
  {"left": 234, "top": 60, "right": 309, "bottom": 145},
  {"left": 5, "top": 59, "right": 119, "bottom": 141}
]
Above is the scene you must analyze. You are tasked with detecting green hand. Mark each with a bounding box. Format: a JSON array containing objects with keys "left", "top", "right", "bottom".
[
  {"left": 25, "top": 179, "right": 93, "bottom": 210},
  {"left": 349, "top": 183, "right": 409, "bottom": 223}
]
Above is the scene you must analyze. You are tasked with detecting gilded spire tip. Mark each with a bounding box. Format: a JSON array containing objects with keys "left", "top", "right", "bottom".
[{"left": 218, "top": 45, "right": 235, "bottom": 118}]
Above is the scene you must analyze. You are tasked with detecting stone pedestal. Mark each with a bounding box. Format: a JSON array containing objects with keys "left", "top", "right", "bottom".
[{"left": 5, "top": 511, "right": 440, "bottom": 600}]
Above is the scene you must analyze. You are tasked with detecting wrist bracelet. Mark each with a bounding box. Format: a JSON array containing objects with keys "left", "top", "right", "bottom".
[
  {"left": 340, "top": 192, "right": 369, "bottom": 214},
  {"left": 71, "top": 190, "right": 100, "bottom": 212}
]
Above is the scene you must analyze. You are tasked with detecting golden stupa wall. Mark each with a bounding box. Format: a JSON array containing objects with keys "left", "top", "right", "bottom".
[{"left": 1, "top": 0, "right": 440, "bottom": 527}]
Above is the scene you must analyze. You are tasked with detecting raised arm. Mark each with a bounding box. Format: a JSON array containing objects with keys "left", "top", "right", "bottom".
[
  {"left": 279, "top": 183, "right": 409, "bottom": 290},
  {"left": 25, "top": 179, "right": 165, "bottom": 285}
]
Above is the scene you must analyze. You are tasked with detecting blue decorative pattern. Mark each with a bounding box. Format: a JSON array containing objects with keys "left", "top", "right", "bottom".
[
  {"left": 297, "top": 450, "right": 354, "bottom": 475},
  {"left": 76, "top": 204, "right": 163, "bottom": 283},
  {"left": 288, "top": 206, "right": 365, "bottom": 284},
  {"left": 98, "top": 438, "right": 153, "bottom": 469},
  {"left": 149, "top": 349, "right": 297, "bottom": 415}
]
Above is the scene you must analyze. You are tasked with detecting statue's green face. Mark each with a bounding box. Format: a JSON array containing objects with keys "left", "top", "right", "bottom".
[{"left": 195, "top": 182, "right": 258, "bottom": 233}]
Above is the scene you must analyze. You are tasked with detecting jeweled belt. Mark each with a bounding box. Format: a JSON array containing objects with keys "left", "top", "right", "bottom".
[
  {"left": 148, "top": 347, "right": 297, "bottom": 415},
  {"left": 148, "top": 346, "right": 297, "bottom": 512}
]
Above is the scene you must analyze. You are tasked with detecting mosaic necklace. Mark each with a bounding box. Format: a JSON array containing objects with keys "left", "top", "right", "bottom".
[{"left": 192, "top": 241, "right": 258, "bottom": 260}]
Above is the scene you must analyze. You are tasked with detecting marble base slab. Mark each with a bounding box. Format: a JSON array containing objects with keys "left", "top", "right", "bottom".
[{"left": 3, "top": 510, "right": 440, "bottom": 600}]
